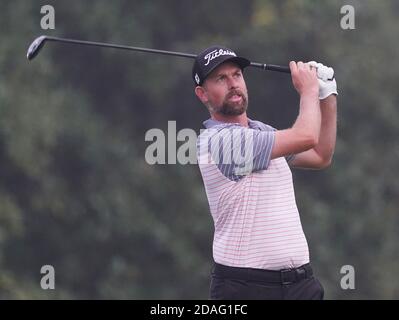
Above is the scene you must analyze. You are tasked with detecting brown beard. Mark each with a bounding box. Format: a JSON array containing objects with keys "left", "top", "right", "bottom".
[{"left": 218, "top": 89, "right": 248, "bottom": 116}]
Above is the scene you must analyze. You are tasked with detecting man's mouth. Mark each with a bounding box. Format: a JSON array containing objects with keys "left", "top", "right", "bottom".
[
  {"left": 226, "top": 91, "right": 244, "bottom": 103},
  {"left": 229, "top": 94, "right": 242, "bottom": 102}
]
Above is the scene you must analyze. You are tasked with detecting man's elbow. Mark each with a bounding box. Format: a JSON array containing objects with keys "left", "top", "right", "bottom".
[{"left": 316, "top": 157, "right": 333, "bottom": 169}]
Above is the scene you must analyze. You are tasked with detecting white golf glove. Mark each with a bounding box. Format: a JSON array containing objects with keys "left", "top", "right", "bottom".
[{"left": 308, "top": 61, "right": 338, "bottom": 100}]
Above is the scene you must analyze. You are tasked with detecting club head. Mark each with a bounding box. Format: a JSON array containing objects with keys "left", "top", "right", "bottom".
[{"left": 27, "top": 36, "right": 47, "bottom": 60}]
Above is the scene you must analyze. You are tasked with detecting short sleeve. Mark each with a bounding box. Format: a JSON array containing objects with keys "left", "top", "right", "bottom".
[{"left": 208, "top": 126, "right": 275, "bottom": 181}]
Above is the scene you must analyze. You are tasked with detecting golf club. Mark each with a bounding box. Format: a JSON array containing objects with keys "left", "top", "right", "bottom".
[{"left": 27, "top": 35, "right": 291, "bottom": 74}]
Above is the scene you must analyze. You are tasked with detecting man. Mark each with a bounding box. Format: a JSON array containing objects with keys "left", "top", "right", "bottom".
[{"left": 194, "top": 46, "right": 337, "bottom": 300}]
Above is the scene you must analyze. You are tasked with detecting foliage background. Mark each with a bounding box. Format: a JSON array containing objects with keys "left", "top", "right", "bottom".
[{"left": 0, "top": 0, "right": 398, "bottom": 299}]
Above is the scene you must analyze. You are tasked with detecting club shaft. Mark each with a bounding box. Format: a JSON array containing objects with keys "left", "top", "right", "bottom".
[
  {"left": 31, "top": 36, "right": 291, "bottom": 74},
  {"left": 45, "top": 36, "right": 198, "bottom": 59}
]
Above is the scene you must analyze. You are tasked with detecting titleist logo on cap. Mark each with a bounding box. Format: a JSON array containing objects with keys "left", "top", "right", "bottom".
[{"left": 204, "top": 49, "right": 237, "bottom": 66}]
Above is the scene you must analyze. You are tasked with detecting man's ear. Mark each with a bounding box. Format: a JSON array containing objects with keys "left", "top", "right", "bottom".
[{"left": 195, "top": 86, "right": 208, "bottom": 105}]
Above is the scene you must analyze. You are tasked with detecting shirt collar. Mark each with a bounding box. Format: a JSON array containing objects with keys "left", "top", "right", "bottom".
[{"left": 203, "top": 118, "right": 262, "bottom": 130}]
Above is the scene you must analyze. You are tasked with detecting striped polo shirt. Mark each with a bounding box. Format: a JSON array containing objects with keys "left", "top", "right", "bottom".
[{"left": 197, "top": 118, "right": 309, "bottom": 270}]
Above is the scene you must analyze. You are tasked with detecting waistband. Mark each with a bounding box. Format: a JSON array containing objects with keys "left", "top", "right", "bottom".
[{"left": 212, "top": 262, "right": 313, "bottom": 285}]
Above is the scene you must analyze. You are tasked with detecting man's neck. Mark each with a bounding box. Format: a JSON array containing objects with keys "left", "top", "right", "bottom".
[{"left": 211, "top": 113, "right": 249, "bottom": 127}]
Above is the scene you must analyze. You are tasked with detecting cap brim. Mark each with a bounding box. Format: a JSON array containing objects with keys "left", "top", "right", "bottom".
[
  {"left": 226, "top": 56, "right": 251, "bottom": 70},
  {"left": 202, "top": 56, "right": 251, "bottom": 83}
]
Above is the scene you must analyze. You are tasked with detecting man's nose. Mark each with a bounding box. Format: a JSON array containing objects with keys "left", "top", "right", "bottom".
[{"left": 227, "top": 76, "right": 239, "bottom": 89}]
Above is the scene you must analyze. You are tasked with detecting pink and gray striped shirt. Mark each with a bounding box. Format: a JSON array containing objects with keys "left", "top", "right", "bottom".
[{"left": 197, "top": 118, "right": 310, "bottom": 270}]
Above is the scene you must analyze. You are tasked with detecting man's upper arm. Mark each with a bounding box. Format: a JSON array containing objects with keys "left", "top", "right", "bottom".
[{"left": 272, "top": 128, "right": 317, "bottom": 160}]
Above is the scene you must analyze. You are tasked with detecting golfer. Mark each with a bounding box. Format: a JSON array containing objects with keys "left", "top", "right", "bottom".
[{"left": 194, "top": 46, "right": 337, "bottom": 300}]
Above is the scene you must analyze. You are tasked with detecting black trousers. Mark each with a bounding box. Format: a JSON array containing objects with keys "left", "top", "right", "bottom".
[{"left": 210, "top": 262, "right": 324, "bottom": 300}]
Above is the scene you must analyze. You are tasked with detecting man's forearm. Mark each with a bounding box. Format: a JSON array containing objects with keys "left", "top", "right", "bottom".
[
  {"left": 293, "top": 92, "right": 321, "bottom": 143},
  {"left": 313, "top": 95, "right": 337, "bottom": 162}
]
